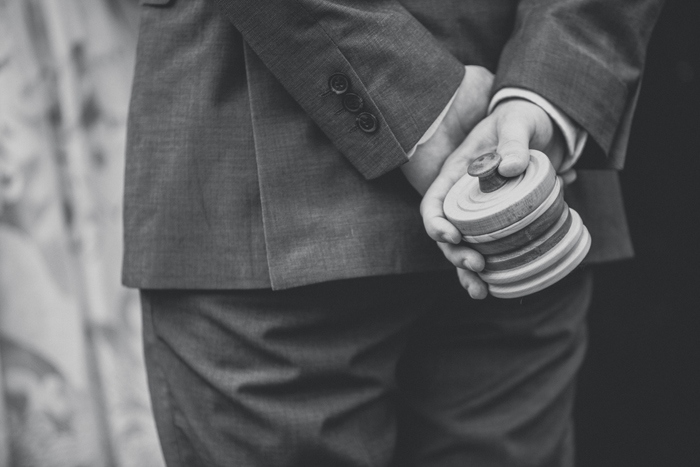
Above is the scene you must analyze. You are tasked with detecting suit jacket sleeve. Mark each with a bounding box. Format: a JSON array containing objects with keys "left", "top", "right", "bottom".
[
  {"left": 213, "top": 0, "right": 465, "bottom": 179},
  {"left": 493, "top": 0, "right": 664, "bottom": 169}
]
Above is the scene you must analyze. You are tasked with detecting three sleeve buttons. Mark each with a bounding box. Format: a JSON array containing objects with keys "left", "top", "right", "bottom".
[{"left": 326, "top": 73, "right": 377, "bottom": 133}]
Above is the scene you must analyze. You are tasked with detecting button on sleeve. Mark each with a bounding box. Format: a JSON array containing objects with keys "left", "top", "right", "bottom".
[
  {"left": 342, "top": 93, "right": 364, "bottom": 113},
  {"left": 328, "top": 73, "right": 350, "bottom": 95},
  {"left": 356, "top": 112, "right": 378, "bottom": 133}
]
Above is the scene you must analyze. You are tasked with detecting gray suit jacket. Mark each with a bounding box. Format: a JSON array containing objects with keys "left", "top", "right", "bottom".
[{"left": 123, "top": 0, "right": 662, "bottom": 290}]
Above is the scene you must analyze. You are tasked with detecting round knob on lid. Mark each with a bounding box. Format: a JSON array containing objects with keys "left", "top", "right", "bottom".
[{"left": 467, "top": 152, "right": 508, "bottom": 193}]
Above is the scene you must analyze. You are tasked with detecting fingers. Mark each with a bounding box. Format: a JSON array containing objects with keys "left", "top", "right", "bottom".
[
  {"left": 457, "top": 268, "right": 489, "bottom": 299},
  {"left": 495, "top": 112, "right": 532, "bottom": 178},
  {"left": 421, "top": 174, "right": 464, "bottom": 243},
  {"left": 436, "top": 242, "right": 489, "bottom": 299},
  {"left": 437, "top": 242, "right": 485, "bottom": 272}
]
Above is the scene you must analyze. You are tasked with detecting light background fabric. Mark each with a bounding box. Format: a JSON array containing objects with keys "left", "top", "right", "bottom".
[{"left": 0, "top": 0, "right": 163, "bottom": 465}]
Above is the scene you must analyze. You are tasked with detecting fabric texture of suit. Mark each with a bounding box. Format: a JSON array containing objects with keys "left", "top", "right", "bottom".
[
  {"left": 123, "top": 0, "right": 662, "bottom": 291},
  {"left": 140, "top": 269, "right": 593, "bottom": 467}
]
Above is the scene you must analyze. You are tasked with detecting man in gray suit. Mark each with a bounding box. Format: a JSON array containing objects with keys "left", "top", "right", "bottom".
[{"left": 124, "top": 0, "right": 662, "bottom": 465}]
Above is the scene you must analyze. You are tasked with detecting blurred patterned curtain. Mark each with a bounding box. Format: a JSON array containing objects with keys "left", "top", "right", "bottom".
[{"left": 0, "top": 0, "right": 164, "bottom": 465}]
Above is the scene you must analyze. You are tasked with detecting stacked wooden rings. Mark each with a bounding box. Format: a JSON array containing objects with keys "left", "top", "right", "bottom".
[{"left": 443, "top": 151, "right": 591, "bottom": 299}]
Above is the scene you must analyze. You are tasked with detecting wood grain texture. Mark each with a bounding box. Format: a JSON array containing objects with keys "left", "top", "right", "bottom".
[
  {"left": 488, "top": 222, "right": 591, "bottom": 299},
  {"left": 479, "top": 209, "right": 584, "bottom": 285},
  {"left": 484, "top": 207, "right": 572, "bottom": 271},
  {"left": 444, "top": 151, "right": 556, "bottom": 236},
  {"left": 467, "top": 181, "right": 564, "bottom": 253}
]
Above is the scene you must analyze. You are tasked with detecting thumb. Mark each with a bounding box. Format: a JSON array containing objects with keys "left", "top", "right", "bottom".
[{"left": 494, "top": 112, "right": 534, "bottom": 178}]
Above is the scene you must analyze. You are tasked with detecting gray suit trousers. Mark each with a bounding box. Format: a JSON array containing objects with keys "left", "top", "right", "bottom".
[{"left": 140, "top": 270, "right": 592, "bottom": 467}]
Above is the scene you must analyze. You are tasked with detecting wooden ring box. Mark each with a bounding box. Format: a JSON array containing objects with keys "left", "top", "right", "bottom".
[{"left": 443, "top": 151, "right": 591, "bottom": 299}]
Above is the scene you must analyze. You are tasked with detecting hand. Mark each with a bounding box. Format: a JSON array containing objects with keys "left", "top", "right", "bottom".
[
  {"left": 421, "top": 98, "right": 568, "bottom": 298},
  {"left": 400, "top": 65, "right": 494, "bottom": 195}
]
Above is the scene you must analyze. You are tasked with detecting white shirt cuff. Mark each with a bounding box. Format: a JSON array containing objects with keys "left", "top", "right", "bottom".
[{"left": 489, "top": 88, "right": 588, "bottom": 172}]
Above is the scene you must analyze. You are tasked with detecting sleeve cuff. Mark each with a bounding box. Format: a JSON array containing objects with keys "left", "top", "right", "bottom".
[{"left": 489, "top": 87, "right": 588, "bottom": 172}]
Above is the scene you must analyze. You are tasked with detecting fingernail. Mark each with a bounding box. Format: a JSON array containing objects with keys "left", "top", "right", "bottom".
[
  {"left": 464, "top": 258, "right": 476, "bottom": 271},
  {"left": 441, "top": 233, "right": 457, "bottom": 244},
  {"left": 500, "top": 155, "right": 516, "bottom": 167},
  {"left": 469, "top": 285, "right": 487, "bottom": 300}
]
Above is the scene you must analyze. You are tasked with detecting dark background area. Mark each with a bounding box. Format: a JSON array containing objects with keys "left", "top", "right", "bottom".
[{"left": 575, "top": 1, "right": 700, "bottom": 465}]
